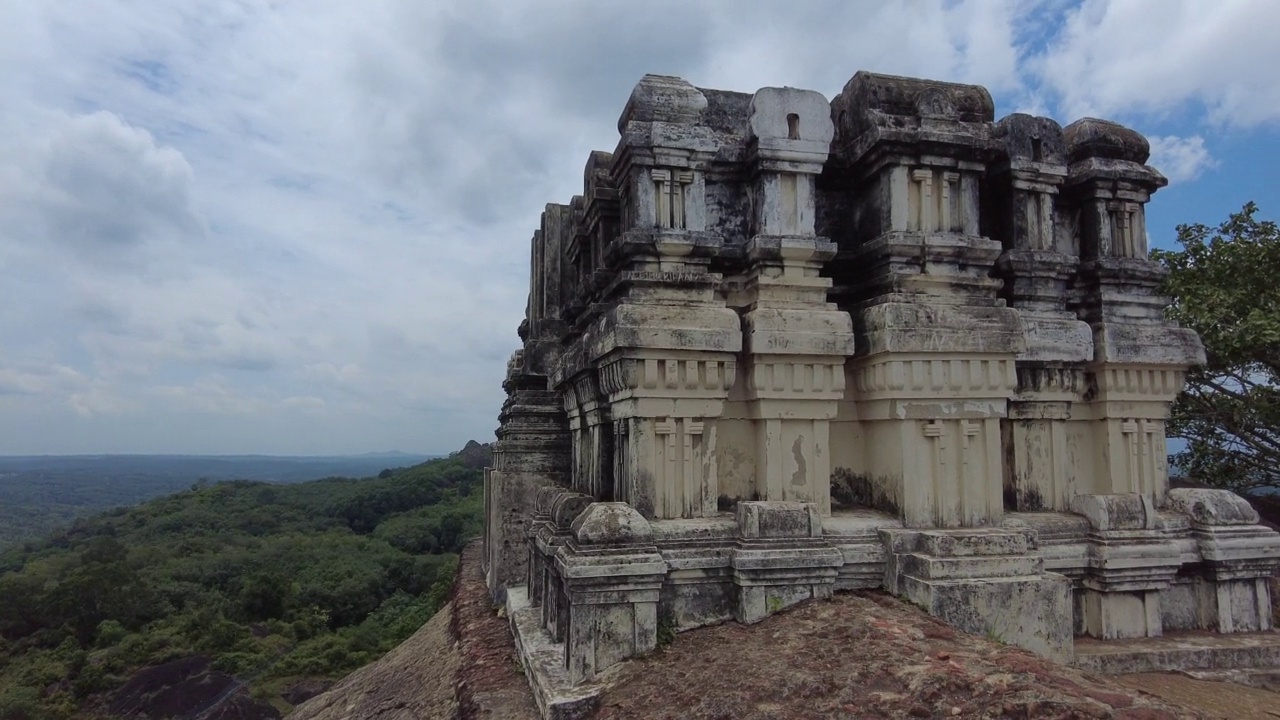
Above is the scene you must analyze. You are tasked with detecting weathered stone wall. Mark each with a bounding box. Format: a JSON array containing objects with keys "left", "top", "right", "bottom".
[{"left": 481, "top": 70, "right": 1280, "bottom": 682}]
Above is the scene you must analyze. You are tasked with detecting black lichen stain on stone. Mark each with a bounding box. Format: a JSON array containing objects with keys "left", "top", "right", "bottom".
[{"left": 791, "top": 436, "right": 808, "bottom": 487}]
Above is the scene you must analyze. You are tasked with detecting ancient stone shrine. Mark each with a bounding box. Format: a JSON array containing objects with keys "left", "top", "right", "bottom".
[{"left": 482, "top": 70, "right": 1280, "bottom": 706}]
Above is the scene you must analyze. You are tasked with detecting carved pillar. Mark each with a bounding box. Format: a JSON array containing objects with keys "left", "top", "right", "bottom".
[
  {"left": 717, "top": 87, "right": 855, "bottom": 515},
  {"left": 485, "top": 343, "right": 572, "bottom": 600},
  {"left": 581, "top": 150, "right": 620, "bottom": 317},
  {"left": 990, "top": 114, "right": 1094, "bottom": 512},
  {"left": 1062, "top": 118, "right": 1205, "bottom": 504},
  {"left": 826, "top": 73, "right": 1023, "bottom": 528},
  {"left": 582, "top": 75, "right": 741, "bottom": 520}
]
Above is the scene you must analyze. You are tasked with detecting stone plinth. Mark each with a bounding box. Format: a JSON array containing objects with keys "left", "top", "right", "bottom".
[
  {"left": 1168, "top": 488, "right": 1280, "bottom": 633},
  {"left": 555, "top": 503, "right": 666, "bottom": 683},
  {"left": 884, "top": 527, "right": 1073, "bottom": 662},
  {"left": 731, "top": 501, "right": 842, "bottom": 623},
  {"left": 1071, "top": 493, "right": 1182, "bottom": 639}
]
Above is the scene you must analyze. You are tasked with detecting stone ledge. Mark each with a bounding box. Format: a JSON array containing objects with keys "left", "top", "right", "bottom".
[
  {"left": 899, "top": 552, "right": 1041, "bottom": 580},
  {"left": 1074, "top": 630, "right": 1280, "bottom": 675},
  {"left": 507, "top": 586, "right": 606, "bottom": 720},
  {"left": 918, "top": 527, "right": 1031, "bottom": 557}
]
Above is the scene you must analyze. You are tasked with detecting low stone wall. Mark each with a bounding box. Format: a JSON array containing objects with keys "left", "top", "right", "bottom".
[{"left": 510, "top": 487, "right": 1280, "bottom": 686}]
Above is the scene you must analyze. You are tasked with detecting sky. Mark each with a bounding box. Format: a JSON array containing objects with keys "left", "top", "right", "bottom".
[{"left": 1, "top": 0, "right": 1278, "bottom": 455}]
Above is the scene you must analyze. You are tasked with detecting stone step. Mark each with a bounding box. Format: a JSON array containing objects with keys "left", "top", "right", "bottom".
[
  {"left": 1074, "top": 631, "right": 1280, "bottom": 675},
  {"left": 917, "top": 528, "right": 1029, "bottom": 558},
  {"left": 1183, "top": 666, "right": 1280, "bottom": 692},
  {"left": 506, "top": 586, "right": 605, "bottom": 720},
  {"left": 898, "top": 552, "right": 1041, "bottom": 580}
]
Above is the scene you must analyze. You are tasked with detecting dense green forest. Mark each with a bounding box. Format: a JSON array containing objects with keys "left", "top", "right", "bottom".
[
  {"left": 0, "top": 454, "right": 434, "bottom": 551},
  {"left": 0, "top": 445, "right": 486, "bottom": 719}
]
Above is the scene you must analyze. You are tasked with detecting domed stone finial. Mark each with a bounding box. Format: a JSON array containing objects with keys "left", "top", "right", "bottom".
[
  {"left": 617, "top": 74, "right": 707, "bottom": 132},
  {"left": 994, "top": 113, "right": 1066, "bottom": 165},
  {"left": 571, "top": 502, "right": 653, "bottom": 544},
  {"left": 1063, "top": 117, "right": 1151, "bottom": 164},
  {"left": 832, "top": 71, "right": 995, "bottom": 148}
]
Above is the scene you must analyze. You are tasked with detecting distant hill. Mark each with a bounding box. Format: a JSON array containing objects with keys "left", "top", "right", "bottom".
[
  {"left": 0, "top": 442, "right": 491, "bottom": 719},
  {"left": 0, "top": 453, "right": 440, "bottom": 550}
]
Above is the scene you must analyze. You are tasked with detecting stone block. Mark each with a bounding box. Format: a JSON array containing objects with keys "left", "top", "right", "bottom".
[
  {"left": 1071, "top": 493, "right": 1156, "bottom": 531},
  {"left": 650, "top": 517, "right": 737, "bottom": 630},
  {"left": 1092, "top": 323, "right": 1205, "bottom": 366},
  {"left": 917, "top": 527, "right": 1030, "bottom": 557},
  {"left": 571, "top": 502, "right": 654, "bottom": 544},
  {"left": 899, "top": 572, "right": 1073, "bottom": 663},
  {"left": 506, "top": 587, "right": 604, "bottom": 720},
  {"left": 897, "top": 552, "right": 1041, "bottom": 581},
  {"left": 1081, "top": 589, "right": 1163, "bottom": 640},
  {"left": 555, "top": 503, "right": 667, "bottom": 684},
  {"left": 1167, "top": 488, "right": 1261, "bottom": 526},
  {"left": 824, "top": 512, "right": 901, "bottom": 590},
  {"left": 552, "top": 492, "right": 596, "bottom": 531},
  {"left": 730, "top": 502, "right": 841, "bottom": 623},
  {"left": 736, "top": 501, "right": 823, "bottom": 540},
  {"left": 857, "top": 300, "right": 1026, "bottom": 357},
  {"left": 485, "top": 470, "right": 568, "bottom": 601},
  {"left": 660, "top": 566, "right": 734, "bottom": 631},
  {"left": 731, "top": 547, "right": 843, "bottom": 624},
  {"left": 748, "top": 86, "right": 834, "bottom": 163}
]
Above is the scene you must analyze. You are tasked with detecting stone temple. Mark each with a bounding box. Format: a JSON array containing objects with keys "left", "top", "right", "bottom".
[{"left": 481, "top": 70, "right": 1280, "bottom": 706}]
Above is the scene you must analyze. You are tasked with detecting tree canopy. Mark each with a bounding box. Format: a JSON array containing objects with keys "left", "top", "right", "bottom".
[
  {"left": 1152, "top": 202, "right": 1280, "bottom": 493},
  {"left": 0, "top": 452, "right": 485, "bottom": 718}
]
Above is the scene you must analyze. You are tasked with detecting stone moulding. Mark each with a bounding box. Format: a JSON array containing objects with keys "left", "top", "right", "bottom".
[{"left": 481, "top": 68, "right": 1280, "bottom": 709}]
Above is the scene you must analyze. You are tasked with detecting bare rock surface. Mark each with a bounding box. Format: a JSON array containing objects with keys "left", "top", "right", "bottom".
[
  {"left": 451, "top": 546, "right": 540, "bottom": 719},
  {"left": 1113, "top": 673, "right": 1280, "bottom": 720},
  {"left": 106, "top": 654, "right": 281, "bottom": 720},
  {"left": 287, "top": 603, "right": 458, "bottom": 720},
  {"left": 287, "top": 542, "right": 537, "bottom": 720},
  {"left": 595, "top": 592, "right": 1205, "bottom": 720}
]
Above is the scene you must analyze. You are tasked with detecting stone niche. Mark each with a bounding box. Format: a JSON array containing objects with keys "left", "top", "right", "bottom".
[{"left": 483, "top": 69, "right": 1280, "bottom": 694}]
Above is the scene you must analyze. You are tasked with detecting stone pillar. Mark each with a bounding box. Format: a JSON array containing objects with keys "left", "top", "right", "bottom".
[
  {"left": 575, "top": 373, "right": 613, "bottom": 500},
  {"left": 989, "top": 114, "right": 1095, "bottom": 512},
  {"left": 827, "top": 73, "right": 1024, "bottom": 528},
  {"left": 587, "top": 75, "right": 742, "bottom": 520},
  {"left": 555, "top": 503, "right": 666, "bottom": 684},
  {"left": 1063, "top": 118, "right": 1205, "bottom": 505},
  {"left": 561, "top": 381, "right": 587, "bottom": 493},
  {"left": 535, "top": 492, "right": 595, "bottom": 642},
  {"left": 527, "top": 489, "right": 592, "bottom": 624},
  {"left": 720, "top": 87, "right": 855, "bottom": 515},
  {"left": 731, "top": 501, "right": 842, "bottom": 623},
  {"left": 1167, "top": 488, "right": 1280, "bottom": 633},
  {"left": 485, "top": 344, "right": 571, "bottom": 600},
  {"left": 1070, "top": 493, "right": 1182, "bottom": 639}
]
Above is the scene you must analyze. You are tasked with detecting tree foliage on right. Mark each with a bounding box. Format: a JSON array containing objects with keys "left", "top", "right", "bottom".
[{"left": 1152, "top": 203, "right": 1280, "bottom": 494}]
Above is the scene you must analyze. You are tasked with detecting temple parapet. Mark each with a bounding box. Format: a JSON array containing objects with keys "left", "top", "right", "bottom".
[{"left": 480, "top": 70, "right": 1275, "bottom": 699}]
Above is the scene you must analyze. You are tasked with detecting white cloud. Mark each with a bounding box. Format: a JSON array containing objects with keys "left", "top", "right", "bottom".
[
  {"left": 0, "top": 110, "right": 203, "bottom": 265},
  {"left": 1032, "top": 0, "right": 1280, "bottom": 125},
  {"left": 1148, "top": 135, "right": 1217, "bottom": 184},
  {"left": 0, "top": 0, "right": 1273, "bottom": 454}
]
